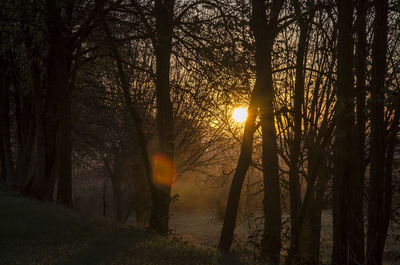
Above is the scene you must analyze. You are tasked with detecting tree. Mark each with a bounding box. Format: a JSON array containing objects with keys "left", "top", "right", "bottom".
[
  {"left": 286, "top": 1, "right": 314, "bottom": 263},
  {"left": 367, "top": 0, "right": 390, "bottom": 264},
  {"left": 218, "top": 3, "right": 284, "bottom": 264},
  {"left": 151, "top": 0, "right": 176, "bottom": 235}
]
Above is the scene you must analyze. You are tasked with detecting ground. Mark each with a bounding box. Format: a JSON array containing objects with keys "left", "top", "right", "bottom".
[{"left": 0, "top": 191, "right": 240, "bottom": 265}]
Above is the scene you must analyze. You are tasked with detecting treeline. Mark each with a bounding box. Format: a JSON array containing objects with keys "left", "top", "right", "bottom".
[{"left": 0, "top": 0, "right": 399, "bottom": 265}]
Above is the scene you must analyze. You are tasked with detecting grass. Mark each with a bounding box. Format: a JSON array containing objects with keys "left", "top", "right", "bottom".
[{"left": 0, "top": 191, "right": 241, "bottom": 265}]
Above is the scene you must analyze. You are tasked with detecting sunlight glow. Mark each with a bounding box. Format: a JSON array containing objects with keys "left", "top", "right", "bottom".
[{"left": 232, "top": 107, "right": 248, "bottom": 123}]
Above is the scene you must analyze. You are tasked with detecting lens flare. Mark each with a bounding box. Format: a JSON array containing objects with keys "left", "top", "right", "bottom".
[
  {"left": 152, "top": 152, "right": 176, "bottom": 187},
  {"left": 232, "top": 107, "right": 248, "bottom": 123}
]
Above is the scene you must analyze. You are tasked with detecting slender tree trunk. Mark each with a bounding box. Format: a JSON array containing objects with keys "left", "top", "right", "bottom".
[
  {"left": 105, "top": 156, "right": 123, "bottom": 222},
  {"left": 56, "top": 35, "right": 73, "bottom": 207},
  {"left": 57, "top": 87, "right": 73, "bottom": 207},
  {"left": 0, "top": 142, "right": 5, "bottom": 185},
  {"left": 218, "top": 89, "right": 259, "bottom": 251},
  {"left": 347, "top": 0, "right": 368, "bottom": 264},
  {"left": 287, "top": 2, "right": 313, "bottom": 263},
  {"left": 381, "top": 109, "right": 399, "bottom": 255},
  {"left": 367, "top": 1, "right": 389, "bottom": 264},
  {"left": 298, "top": 140, "right": 331, "bottom": 265},
  {"left": 332, "top": 1, "right": 355, "bottom": 264},
  {"left": 15, "top": 101, "right": 35, "bottom": 190},
  {"left": 101, "top": 15, "right": 157, "bottom": 229},
  {"left": 218, "top": 0, "right": 283, "bottom": 255},
  {"left": 129, "top": 145, "right": 152, "bottom": 228},
  {"left": 103, "top": 172, "right": 107, "bottom": 217},
  {"left": 112, "top": 164, "right": 123, "bottom": 222},
  {"left": 18, "top": 25, "right": 39, "bottom": 192},
  {"left": 21, "top": 53, "right": 43, "bottom": 194}
]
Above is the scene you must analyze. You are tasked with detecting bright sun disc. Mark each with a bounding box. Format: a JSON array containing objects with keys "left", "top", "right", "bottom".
[{"left": 232, "top": 107, "right": 248, "bottom": 123}]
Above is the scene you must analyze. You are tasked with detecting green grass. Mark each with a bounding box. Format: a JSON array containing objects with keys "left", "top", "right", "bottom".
[{"left": 0, "top": 191, "right": 240, "bottom": 265}]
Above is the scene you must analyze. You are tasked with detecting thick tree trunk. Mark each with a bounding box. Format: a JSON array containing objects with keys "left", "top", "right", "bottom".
[
  {"left": 332, "top": 1, "right": 356, "bottom": 264},
  {"left": 254, "top": 1, "right": 283, "bottom": 263},
  {"left": 260, "top": 52, "right": 281, "bottom": 265},
  {"left": 152, "top": 0, "right": 175, "bottom": 235},
  {"left": 298, "top": 195, "right": 323, "bottom": 265},
  {"left": 367, "top": 1, "right": 389, "bottom": 264},
  {"left": 29, "top": 0, "right": 67, "bottom": 200}
]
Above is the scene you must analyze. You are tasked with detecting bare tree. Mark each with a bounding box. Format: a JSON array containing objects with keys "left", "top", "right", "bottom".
[{"left": 367, "top": 0, "right": 390, "bottom": 264}]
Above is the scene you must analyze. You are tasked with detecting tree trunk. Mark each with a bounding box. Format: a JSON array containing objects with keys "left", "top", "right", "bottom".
[
  {"left": 152, "top": 0, "right": 176, "bottom": 235},
  {"left": 0, "top": 142, "right": 5, "bottom": 185},
  {"left": 298, "top": 141, "right": 331, "bottom": 265},
  {"left": 260, "top": 52, "right": 281, "bottom": 265},
  {"left": 287, "top": 2, "right": 313, "bottom": 263},
  {"left": 103, "top": 172, "right": 107, "bottom": 217},
  {"left": 347, "top": 0, "right": 368, "bottom": 264},
  {"left": 218, "top": 0, "right": 283, "bottom": 255},
  {"left": 332, "top": 1, "right": 356, "bottom": 264},
  {"left": 253, "top": 0, "right": 283, "bottom": 263},
  {"left": 367, "top": 1, "right": 389, "bottom": 264},
  {"left": 101, "top": 15, "right": 157, "bottom": 230},
  {"left": 0, "top": 52, "right": 16, "bottom": 190},
  {"left": 298, "top": 196, "right": 323, "bottom": 265},
  {"left": 18, "top": 24, "right": 40, "bottom": 192},
  {"left": 381, "top": 108, "right": 399, "bottom": 257},
  {"left": 105, "top": 156, "right": 123, "bottom": 222},
  {"left": 218, "top": 89, "right": 259, "bottom": 251},
  {"left": 21, "top": 52, "right": 43, "bottom": 194},
  {"left": 56, "top": 34, "right": 73, "bottom": 207},
  {"left": 112, "top": 169, "right": 123, "bottom": 222},
  {"left": 57, "top": 87, "right": 73, "bottom": 208},
  {"left": 15, "top": 100, "right": 35, "bottom": 190},
  {"left": 29, "top": 0, "right": 67, "bottom": 200}
]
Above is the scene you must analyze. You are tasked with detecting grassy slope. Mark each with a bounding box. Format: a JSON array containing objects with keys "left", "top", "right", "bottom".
[{"left": 0, "top": 191, "right": 240, "bottom": 265}]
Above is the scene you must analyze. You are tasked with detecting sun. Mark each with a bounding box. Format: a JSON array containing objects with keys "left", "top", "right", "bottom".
[{"left": 232, "top": 107, "right": 248, "bottom": 123}]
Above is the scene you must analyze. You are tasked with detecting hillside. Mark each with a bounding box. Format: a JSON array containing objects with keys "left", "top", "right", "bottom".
[{"left": 0, "top": 191, "right": 240, "bottom": 265}]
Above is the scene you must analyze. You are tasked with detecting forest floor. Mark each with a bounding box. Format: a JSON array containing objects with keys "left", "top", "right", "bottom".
[{"left": 0, "top": 190, "right": 241, "bottom": 265}]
